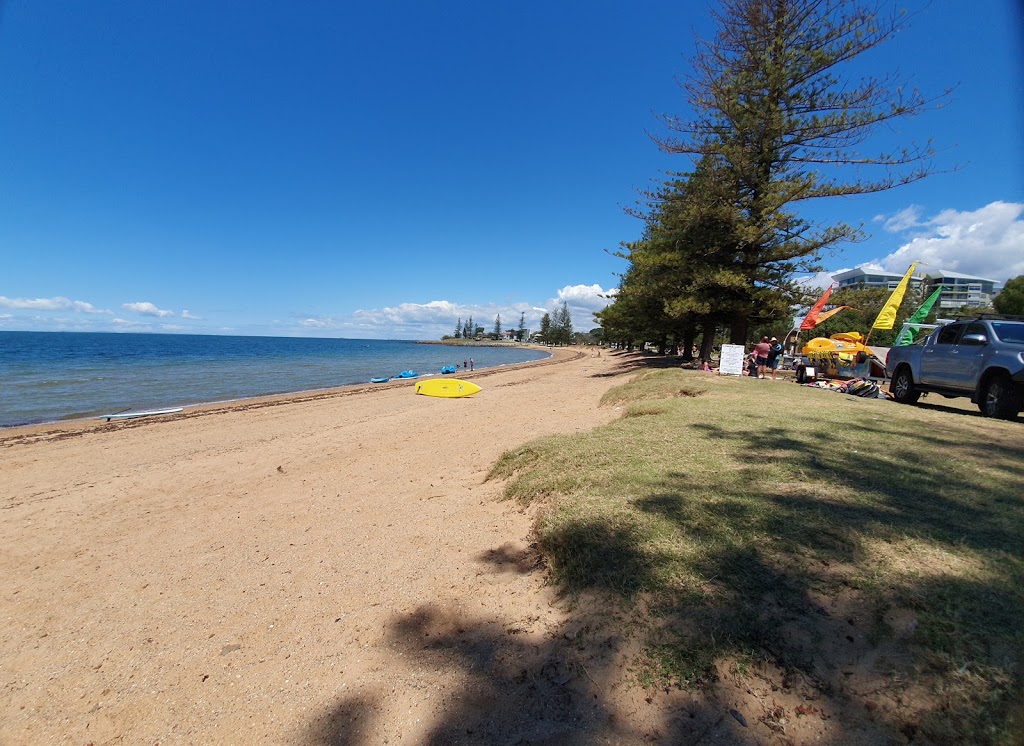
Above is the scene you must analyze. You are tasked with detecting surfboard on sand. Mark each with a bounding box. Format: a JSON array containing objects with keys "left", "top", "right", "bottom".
[
  {"left": 414, "top": 379, "right": 481, "bottom": 398},
  {"left": 100, "top": 407, "right": 183, "bottom": 422}
]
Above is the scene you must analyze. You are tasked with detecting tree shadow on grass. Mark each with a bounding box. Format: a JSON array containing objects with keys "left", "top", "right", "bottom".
[
  {"left": 510, "top": 410, "right": 1023, "bottom": 742},
  {"left": 628, "top": 418, "right": 1023, "bottom": 742},
  {"left": 689, "top": 420, "right": 1024, "bottom": 555}
]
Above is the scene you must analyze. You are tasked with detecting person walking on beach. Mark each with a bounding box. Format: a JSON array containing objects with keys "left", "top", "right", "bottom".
[
  {"left": 766, "top": 336, "right": 783, "bottom": 381},
  {"left": 463, "top": 359, "right": 467, "bottom": 370},
  {"left": 753, "top": 336, "right": 771, "bottom": 379},
  {"left": 469, "top": 358, "right": 474, "bottom": 371}
]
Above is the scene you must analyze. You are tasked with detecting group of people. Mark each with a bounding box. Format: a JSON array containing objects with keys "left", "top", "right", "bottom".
[{"left": 748, "top": 336, "right": 783, "bottom": 380}]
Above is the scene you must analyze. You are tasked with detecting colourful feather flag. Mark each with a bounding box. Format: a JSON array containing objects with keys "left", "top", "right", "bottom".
[
  {"left": 810, "top": 305, "right": 854, "bottom": 326},
  {"left": 800, "top": 285, "right": 834, "bottom": 330},
  {"left": 895, "top": 286, "right": 946, "bottom": 345},
  {"left": 871, "top": 263, "right": 918, "bottom": 330}
]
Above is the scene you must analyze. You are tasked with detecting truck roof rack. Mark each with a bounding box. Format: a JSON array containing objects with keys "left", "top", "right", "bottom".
[{"left": 952, "top": 313, "right": 1024, "bottom": 322}]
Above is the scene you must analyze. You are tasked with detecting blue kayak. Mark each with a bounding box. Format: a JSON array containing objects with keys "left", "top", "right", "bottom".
[
  {"left": 370, "top": 377, "right": 390, "bottom": 383},
  {"left": 440, "top": 365, "right": 457, "bottom": 374},
  {"left": 396, "top": 370, "right": 419, "bottom": 378}
]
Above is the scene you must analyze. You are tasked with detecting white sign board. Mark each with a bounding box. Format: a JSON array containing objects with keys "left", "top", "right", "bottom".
[{"left": 719, "top": 344, "right": 746, "bottom": 376}]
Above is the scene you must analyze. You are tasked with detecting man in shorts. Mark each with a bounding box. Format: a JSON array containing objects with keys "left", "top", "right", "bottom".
[{"left": 754, "top": 336, "right": 771, "bottom": 379}]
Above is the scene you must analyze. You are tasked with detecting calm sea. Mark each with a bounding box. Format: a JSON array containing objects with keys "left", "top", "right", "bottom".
[{"left": 0, "top": 332, "right": 550, "bottom": 427}]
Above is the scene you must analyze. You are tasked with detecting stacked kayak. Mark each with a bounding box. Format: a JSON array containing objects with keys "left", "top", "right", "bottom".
[
  {"left": 440, "top": 365, "right": 457, "bottom": 374},
  {"left": 396, "top": 370, "right": 419, "bottom": 379}
]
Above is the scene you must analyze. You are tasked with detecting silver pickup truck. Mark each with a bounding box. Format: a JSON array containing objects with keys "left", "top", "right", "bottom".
[{"left": 885, "top": 317, "right": 1024, "bottom": 420}]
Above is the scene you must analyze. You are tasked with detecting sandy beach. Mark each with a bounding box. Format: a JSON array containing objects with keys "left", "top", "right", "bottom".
[{"left": 1, "top": 348, "right": 645, "bottom": 745}]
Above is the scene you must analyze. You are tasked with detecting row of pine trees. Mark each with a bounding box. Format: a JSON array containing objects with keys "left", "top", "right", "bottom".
[{"left": 595, "top": 0, "right": 943, "bottom": 358}]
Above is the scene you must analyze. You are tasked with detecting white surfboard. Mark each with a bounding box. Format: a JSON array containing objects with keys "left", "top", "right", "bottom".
[{"left": 100, "top": 407, "right": 183, "bottom": 422}]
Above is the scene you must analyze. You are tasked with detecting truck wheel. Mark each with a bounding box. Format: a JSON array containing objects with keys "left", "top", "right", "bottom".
[
  {"left": 890, "top": 367, "right": 920, "bottom": 404},
  {"left": 980, "top": 373, "right": 1022, "bottom": 420}
]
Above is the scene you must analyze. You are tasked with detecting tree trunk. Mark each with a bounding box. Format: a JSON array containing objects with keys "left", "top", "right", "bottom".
[
  {"left": 729, "top": 313, "right": 749, "bottom": 345},
  {"left": 681, "top": 328, "right": 697, "bottom": 361},
  {"left": 699, "top": 325, "right": 716, "bottom": 361}
]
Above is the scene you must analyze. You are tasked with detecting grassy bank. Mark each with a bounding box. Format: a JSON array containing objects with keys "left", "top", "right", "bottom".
[{"left": 488, "top": 366, "right": 1024, "bottom": 743}]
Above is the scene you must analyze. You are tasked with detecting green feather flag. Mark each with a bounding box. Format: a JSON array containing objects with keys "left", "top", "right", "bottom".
[{"left": 896, "top": 286, "right": 946, "bottom": 345}]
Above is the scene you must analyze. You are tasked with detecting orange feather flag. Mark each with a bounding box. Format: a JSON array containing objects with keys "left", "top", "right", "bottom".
[{"left": 800, "top": 285, "right": 834, "bottom": 330}]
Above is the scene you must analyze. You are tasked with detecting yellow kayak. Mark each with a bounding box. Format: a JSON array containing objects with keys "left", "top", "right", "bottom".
[
  {"left": 802, "top": 331, "right": 874, "bottom": 361},
  {"left": 414, "top": 378, "right": 482, "bottom": 398},
  {"left": 798, "top": 331, "right": 885, "bottom": 380}
]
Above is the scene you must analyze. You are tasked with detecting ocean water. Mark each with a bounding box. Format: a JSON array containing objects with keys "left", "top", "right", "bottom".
[{"left": 0, "top": 332, "right": 550, "bottom": 427}]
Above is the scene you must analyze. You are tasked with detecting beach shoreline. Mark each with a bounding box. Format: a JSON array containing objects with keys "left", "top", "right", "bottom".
[
  {"left": 0, "top": 344, "right": 569, "bottom": 446},
  {"left": 1, "top": 344, "right": 628, "bottom": 744}
]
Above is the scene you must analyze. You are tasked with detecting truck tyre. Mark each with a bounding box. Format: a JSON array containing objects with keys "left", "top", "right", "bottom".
[
  {"left": 890, "top": 367, "right": 920, "bottom": 404},
  {"left": 980, "top": 373, "right": 1022, "bottom": 420}
]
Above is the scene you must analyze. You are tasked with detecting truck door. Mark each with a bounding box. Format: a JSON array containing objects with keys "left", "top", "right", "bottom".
[
  {"left": 948, "top": 322, "right": 989, "bottom": 389},
  {"left": 920, "top": 323, "right": 964, "bottom": 387}
]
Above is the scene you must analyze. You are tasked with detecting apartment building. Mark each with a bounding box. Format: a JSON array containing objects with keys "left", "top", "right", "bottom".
[
  {"left": 921, "top": 270, "right": 1000, "bottom": 309},
  {"left": 829, "top": 267, "right": 1000, "bottom": 309},
  {"left": 831, "top": 267, "right": 924, "bottom": 292}
]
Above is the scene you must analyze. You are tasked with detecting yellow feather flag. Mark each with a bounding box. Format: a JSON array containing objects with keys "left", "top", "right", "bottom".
[{"left": 871, "top": 262, "right": 918, "bottom": 330}]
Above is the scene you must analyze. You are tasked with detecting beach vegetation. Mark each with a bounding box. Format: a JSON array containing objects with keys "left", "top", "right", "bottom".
[
  {"left": 488, "top": 367, "right": 1023, "bottom": 742},
  {"left": 600, "top": 0, "right": 946, "bottom": 350},
  {"left": 538, "top": 312, "right": 552, "bottom": 344},
  {"left": 994, "top": 276, "right": 1024, "bottom": 316}
]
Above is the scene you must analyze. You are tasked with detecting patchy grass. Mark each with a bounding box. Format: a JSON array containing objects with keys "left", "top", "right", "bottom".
[{"left": 487, "top": 369, "right": 1024, "bottom": 744}]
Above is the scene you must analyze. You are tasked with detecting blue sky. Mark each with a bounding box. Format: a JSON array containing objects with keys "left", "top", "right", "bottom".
[{"left": 2, "top": 1, "right": 1022, "bottom": 339}]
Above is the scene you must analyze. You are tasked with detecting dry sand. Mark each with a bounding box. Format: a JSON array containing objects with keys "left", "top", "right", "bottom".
[{"left": 2, "top": 348, "right": 675, "bottom": 745}]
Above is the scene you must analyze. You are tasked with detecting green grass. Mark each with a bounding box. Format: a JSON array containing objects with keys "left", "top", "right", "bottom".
[{"left": 487, "top": 369, "right": 1024, "bottom": 744}]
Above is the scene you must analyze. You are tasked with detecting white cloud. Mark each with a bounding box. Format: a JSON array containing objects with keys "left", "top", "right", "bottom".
[
  {"left": 795, "top": 271, "right": 842, "bottom": 291},
  {"left": 875, "top": 201, "right": 1024, "bottom": 282},
  {"left": 544, "top": 284, "right": 617, "bottom": 328},
  {"left": 111, "top": 318, "right": 156, "bottom": 331},
  {"left": 554, "top": 283, "right": 616, "bottom": 311},
  {"left": 181, "top": 310, "right": 201, "bottom": 320},
  {"left": 353, "top": 300, "right": 467, "bottom": 326},
  {"left": 294, "top": 285, "right": 617, "bottom": 339},
  {"left": 874, "top": 205, "right": 924, "bottom": 233},
  {"left": 0, "top": 296, "right": 111, "bottom": 314},
  {"left": 123, "top": 301, "right": 175, "bottom": 318}
]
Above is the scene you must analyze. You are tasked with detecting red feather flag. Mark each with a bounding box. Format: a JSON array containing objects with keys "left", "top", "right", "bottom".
[{"left": 800, "top": 285, "right": 834, "bottom": 330}]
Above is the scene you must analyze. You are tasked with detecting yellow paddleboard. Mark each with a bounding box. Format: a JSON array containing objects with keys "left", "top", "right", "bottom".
[{"left": 414, "top": 378, "right": 481, "bottom": 398}]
